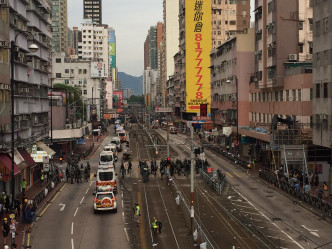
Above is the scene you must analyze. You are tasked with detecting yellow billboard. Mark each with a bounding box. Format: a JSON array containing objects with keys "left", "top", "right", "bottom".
[{"left": 185, "top": 0, "right": 211, "bottom": 114}]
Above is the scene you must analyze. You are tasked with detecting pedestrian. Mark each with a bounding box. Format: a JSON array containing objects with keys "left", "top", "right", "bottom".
[
  {"left": 14, "top": 196, "right": 21, "bottom": 219},
  {"left": 40, "top": 172, "right": 44, "bottom": 185},
  {"left": 323, "top": 182, "right": 328, "bottom": 199},
  {"left": 134, "top": 203, "right": 140, "bottom": 226},
  {"left": 21, "top": 179, "right": 27, "bottom": 195},
  {"left": 24, "top": 205, "right": 33, "bottom": 233},
  {"left": 151, "top": 216, "right": 159, "bottom": 246},
  {"left": 2, "top": 218, "right": 9, "bottom": 245},
  {"left": 247, "top": 162, "right": 252, "bottom": 174}
]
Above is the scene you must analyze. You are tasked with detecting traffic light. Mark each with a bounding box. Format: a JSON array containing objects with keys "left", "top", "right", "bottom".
[{"left": 167, "top": 157, "right": 171, "bottom": 163}]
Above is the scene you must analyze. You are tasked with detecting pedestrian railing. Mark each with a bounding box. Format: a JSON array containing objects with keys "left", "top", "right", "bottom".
[
  {"left": 259, "top": 170, "right": 332, "bottom": 217},
  {"left": 32, "top": 171, "right": 60, "bottom": 206},
  {"left": 83, "top": 144, "right": 94, "bottom": 159},
  {"left": 200, "top": 171, "right": 227, "bottom": 195},
  {"left": 168, "top": 176, "right": 215, "bottom": 249}
]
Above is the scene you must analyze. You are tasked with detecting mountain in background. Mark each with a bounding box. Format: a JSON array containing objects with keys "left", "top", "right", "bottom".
[{"left": 119, "top": 72, "right": 143, "bottom": 96}]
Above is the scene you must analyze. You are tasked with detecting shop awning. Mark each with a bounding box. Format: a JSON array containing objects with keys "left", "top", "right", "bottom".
[
  {"left": 36, "top": 141, "right": 56, "bottom": 157},
  {"left": 14, "top": 149, "right": 28, "bottom": 171},
  {"left": 0, "top": 154, "right": 20, "bottom": 175},
  {"left": 18, "top": 149, "right": 37, "bottom": 168}
]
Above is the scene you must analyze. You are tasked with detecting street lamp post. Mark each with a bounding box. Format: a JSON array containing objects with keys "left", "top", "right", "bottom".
[{"left": 10, "top": 31, "right": 38, "bottom": 205}]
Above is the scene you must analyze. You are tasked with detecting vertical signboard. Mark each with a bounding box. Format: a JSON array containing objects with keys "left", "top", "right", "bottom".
[
  {"left": 108, "top": 30, "right": 116, "bottom": 69},
  {"left": 185, "top": 0, "right": 211, "bottom": 114},
  {"left": 91, "top": 62, "right": 107, "bottom": 78},
  {"left": 113, "top": 90, "right": 123, "bottom": 108}
]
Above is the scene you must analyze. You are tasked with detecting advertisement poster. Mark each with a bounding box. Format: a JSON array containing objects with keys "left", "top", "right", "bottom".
[
  {"left": 91, "top": 62, "right": 107, "bottom": 78},
  {"left": 113, "top": 90, "right": 123, "bottom": 108},
  {"left": 90, "top": 105, "right": 98, "bottom": 122},
  {"left": 185, "top": 0, "right": 211, "bottom": 114}
]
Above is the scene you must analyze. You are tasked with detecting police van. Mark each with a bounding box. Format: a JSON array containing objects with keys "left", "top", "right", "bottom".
[
  {"left": 103, "top": 145, "right": 118, "bottom": 161},
  {"left": 95, "top": 165, "right": 117, "bottom": 193},
  {"left": 99, "top": 151, "right": 115, "bottom": 166}
]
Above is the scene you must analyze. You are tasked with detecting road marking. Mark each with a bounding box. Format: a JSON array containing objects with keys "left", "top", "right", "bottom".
[
  {"left": 90, "top": 181, "right": 93, "bottom": 186},
  {"left": 85, "top": 188, "right": 89, "bottom": 195},
  {"left": 90, "top": 173, "right": 94, "bottom": 180},
  {"left": 301, "top": 225, "right": 320, "bottom": 237},
  {"left": 240, "top": 211, "right": 263, "bottom": 216},
  {"left": 124, "top": 228, "right": 129, "bottom": 241},
  {"left": 59, "top": 203, "right": 66, "bottom": 211},
  {"left": 233, "top": 172, "right": 242, "bottom": 178},
  {"left": 122, "top": 200, "right": 124, "bottom": 208},
  {"left": 80, "top": 196, "right": 85, "bottom": 205},
  {"left": 226, "top": 172, "right": 234, "bottom": 178},
  {"left": 122, "top": 212, "right": 125, "bottom": 219},
  {"left": 27, "top": 232, "right": 30, "bottom": 247},
  {"left": 71, "top": 238, "right": 74, "bottom": 249},
  {"left": 71, "top": 222, "right": 74, "bottom": 235},
  {"left": 267, "top": 235, "right": 292, "bottom": 242},
  {"left": 74, "top": 207, "right": 78, "bottom": 217},
  {"left": 138, "top": 191, "right": 147, "bottom": 249}
]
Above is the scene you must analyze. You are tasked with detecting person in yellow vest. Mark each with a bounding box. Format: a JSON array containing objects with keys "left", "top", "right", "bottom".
[
  {"left": 41, "top": 172, "right": 45, "bottom": 185},
  {"left": 21, "top": 179, "right": 27, "bottom": 195},
  {"left": 151, "top": 216, "right": 159, "bottom": 246}
]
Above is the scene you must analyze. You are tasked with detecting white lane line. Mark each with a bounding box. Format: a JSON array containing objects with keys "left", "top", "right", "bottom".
[
  {"left": 90, "top": 181, "right": 93, "bottom": 186},
  {"left": 122, "top": 212, "right": 125, "bottom": 220},
  {"left": 240, "top": 211, "right": 264, "bottom": 216},
  {"left": 80, "top": 196, "right": 85, "bottom": 205},
  {"left": 233, "top": 188, "right": 305, "bottom": 249},
  {"left": 71, "top": 222, "right": 74, "bottom": 235},
  {"left": 71, "top": 238, "right": 74, "bottom": 249},
  {"left": 74, "top": 207, "right": 78, "bottom": 217},
  {"left": 156, "top": 181, "right": 181, "bottom": 249},
  {"left": 143, "top": 184, "right": 155, "bottom": 246},
  {"left": 85, "top": 188, "right": 89, "bottom": 195},
  {"left": 124, "top": 228, "right": 129, "bottom": 241},
  {"left": 122, "top": 191, "right": 124, "bottom": 198},
  {"left": 267, "top": 235, "right": 292, "bottom": 242}
]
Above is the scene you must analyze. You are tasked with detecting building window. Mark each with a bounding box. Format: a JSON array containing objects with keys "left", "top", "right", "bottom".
[
  {"left": 64, "top": 80, "right": 69, "bottom": 84},
  {"left": 298, "top": 89, "right": 301, "bottom": 101},
  {"left": 309, "top": 18, "right": 313, "bottom": 31},
  {"left": 267, "top": 66, "right": 276, "bottom": 79},
  {"left": 83, "top": 69, "right": 87, "bottom": 74},
  {"left": 309, "top": 42, "right": 313, "bottom": 54},
  {"left": 315, "top": 21, "right": 320, "bottom": 36},
  {"left": 286, "top": 90, "right": 289, "bottom": 101},
  {"left": 262, "top": 92, "right": 265, "bottom": 102},
  {"left": 71, "top": 69, "right": 74, "bottom": 74},
  {"left": 310, "top": 88, "right": 313, "bottom": 100},
  {"left": 79, "top": 69, "right": 82, "bottom": 74},
  {"left": 299, "top": 43, "right": 304, "bottom": 53},
  {"left": 230, "top": 20, "right": 236, "bottom": 25},
  {"left": 323, "top": 83, "right": 328, "bottom": 98},
  {"left": 55, "top": 58, "right": 61, "bottom": 63},
  {"left": 56, "top": 73, "right": 61, "bottom": 78},
  {"left": 83, "top": 90, "right": 87, "bottom": 95},
  {"left": 316, "top": 84, "right": 320, "bottom": 98},
  {"left": 242, "top": 0, "right": 246, "bottom": 4},
  {"left": 323, "top": 17, "right": 328, "bottom": 33},
  {"left": 268, "top": 1, "right": 273, "bottom": 13},
  {"left": 230, "top": 0, "right": 236, "bottom": 3},
  {"left": 275, "top": 91, "right": 278, "bottom": 101},
  {"left": 324, "top": 50, "right": 328, "bottom": 65},
  {"left": 316, "top": 52, "right": 320, "bottom": 67},
  {"left": 292, "top": 89, "right": 296, "bottom": 101},
  {"left": 299, "top": 21, "right": 304, "bottom": 30},
  {"left": 65, "top": 69, "right": 69, "bottom": 73}
]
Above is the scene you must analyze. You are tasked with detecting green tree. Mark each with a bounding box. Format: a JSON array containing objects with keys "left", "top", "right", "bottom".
[
  {"left": 53, "top": 83, "right": 85, "bottom": 121},
  {"left": 127, "top": 95, "right": 144, "bottom": 104}
]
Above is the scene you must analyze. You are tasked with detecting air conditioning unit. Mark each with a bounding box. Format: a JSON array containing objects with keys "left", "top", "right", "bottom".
[
  {"left": 271, "top": 42, "right": 276, "bottom": 48},
  {"left": 66, "top": 124, "right": 72, "bottom": 129},
  {"left": 322, "top": 114, "right": 328, "bottom": 120},
  {"left": 72, "top": 123, "right": 77, "bottom": 129},
  {"left": 14, "top": 116, "right": 21, "bottom": 121},
  {"left": 289, "top": 54, "right": 298, "bottom": 62}
]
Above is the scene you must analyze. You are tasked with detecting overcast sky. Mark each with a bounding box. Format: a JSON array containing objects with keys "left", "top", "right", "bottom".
[
  {"left": 67, "top": 0, "right": 163, "bottom": 77},
  {"left": 68, "top": 0, "right": 254, "bottom": 77}
]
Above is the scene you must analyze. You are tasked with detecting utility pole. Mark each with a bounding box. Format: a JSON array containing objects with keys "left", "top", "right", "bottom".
[
  {"left": 167, "top": 125, "right": 170, "bottom": 157},
  {"left": 190, "top": 125, "right": 195, "bottom": 233}
]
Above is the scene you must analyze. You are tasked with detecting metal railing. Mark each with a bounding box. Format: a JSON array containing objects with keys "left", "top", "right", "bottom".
[
  {"left": 32, "top": 169, "right": 60, "bottom": 205},
  {"left": 200, "top": 171, "right": 227, "bottom": 195},
  {"left": 259, "top": 170, "right": 332, "bottom": 217}
]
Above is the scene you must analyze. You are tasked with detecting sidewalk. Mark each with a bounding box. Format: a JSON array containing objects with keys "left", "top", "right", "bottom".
[{"left": 11, "top": 126, "right": 111, "bottom": 249}]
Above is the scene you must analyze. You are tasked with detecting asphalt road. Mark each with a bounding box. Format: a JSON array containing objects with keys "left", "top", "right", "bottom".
[
  {"left": 29, "top": 130, "right": 131, "bottom": 249},
  {"left": 158, "top": 129, "right": 332, "bottom": 249}
]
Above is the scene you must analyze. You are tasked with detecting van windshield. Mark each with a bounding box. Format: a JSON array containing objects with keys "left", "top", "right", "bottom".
[
  {"left": 100, "top": 155, "right": 113, "bottom": 162},
  {"left": 119, "top": 132, "right": 125, "bottom": 137},
  {"left": 99, "top": 172, "right": 113, "bottom": 181},
  {"left": 110, "top": 140, "right": 119, "bottom": 145}
]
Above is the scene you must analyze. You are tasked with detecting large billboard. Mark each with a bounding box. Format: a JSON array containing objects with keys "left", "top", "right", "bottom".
[
  {"left": 108, "top": 30, "right": 116, "bottom": 69},
  {"left": 110, "top": 55, "right": 116, "bottom": 68},
  {"left": 91, "top": 62, "right": 107, "bottom": 78},
  {"left": 105, "top": 80, "right": 113, "bottom": 110},
  {"left": 185, "top": 0, "right": 211, "bottom": 114},
  {"left": 109, "top": 43, "right": 116, "bottom": 56},
  {"left": 108, "top": 30, "right": 115, "bottom": 43},
  {"left": 113, "top": 90, "right": 123, "bottom": 108}
]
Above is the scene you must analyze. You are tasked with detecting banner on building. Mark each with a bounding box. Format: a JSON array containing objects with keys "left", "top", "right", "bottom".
[
  {"left": 185, "top": 0, "right": 211, "bottom": 114},
  {"left": 109, "top": 43, "right": 116, "bottom": 56},
  {"left": 108, "top": 30, "right": 115, "bottom": 43},
  {"left": 91, "top": 62, "right": 107, "bottom": 78},
  {"left": 113, "top": 91, "right": 123, "bottom": 108},
  {"left": 110, "top": 55, "right": 116, "bottom": 68}
]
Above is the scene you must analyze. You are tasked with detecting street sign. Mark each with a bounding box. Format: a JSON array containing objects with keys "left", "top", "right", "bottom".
[
  {"left": 200, "top": 104, "right": 207, "bottom": 117},
  {"left": 43, "top": 156, "right": 49, "bottom": 164},
  {"left": 192, "top": 116, "right": 211, "bottom": 121},
  {"left": 43, "top": 163, "right": 50, "bottom": 172},
  {"left": 155, "top": 107, "right": 172, "bottom": 113}
]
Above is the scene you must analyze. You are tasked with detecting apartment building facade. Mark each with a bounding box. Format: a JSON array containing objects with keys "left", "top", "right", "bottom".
[
  {"left": 83, "top": 0, "right": 102, "bottom": 25},
  {"left": 312, "top": 0, "right": 332, "bottom": 148},
  {"left": 51, "top": 0, "right": 68, "bottom": 53}
]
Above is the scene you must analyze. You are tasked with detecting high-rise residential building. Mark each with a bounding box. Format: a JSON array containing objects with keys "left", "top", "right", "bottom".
[
  {"left": 123, "top": 89, "right": 134, "bottom": 99},
  {"left": 72, "top": 27, "right": 82, "bottom": 55},
  {"left": 51, "top": 0, "right": 68, "bottom": 53},
  {"left": 77, "top": 20, "right": 109, "bottom": 66},
  {"left": 0, "top": 3, "right": 10, "bottom": 149},
  {"left": 144, "top": 35, "right": 149, "bottom": 70},
  {"left": 143, "top": 67, "right": 158, "bottom": 108},
  {"left": 149, "top": 26, "right": 158, "bottom": 70},
  {"left": 84, "top": 0, "right": 102, "bottom": 25},
  {"left": 211, "top": 0, "right": 250, "bottom": 47},
  {"left": 161, "top": 0, "right": 179, "bottom": 107},
  {"left": 312, "top": 0, "right": 332, "bottom": 148}
]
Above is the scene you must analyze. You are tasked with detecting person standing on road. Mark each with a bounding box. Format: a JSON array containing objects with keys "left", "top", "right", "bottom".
[
  {"left": 2, "top": 218, "right": 9, "bottom": 245},
  {"left": 151, "top": 216, "right": 159, "bottom": 246},
  {"left": 134, "top": 203, "right": 140, "bottom": 226},
  {"left": 323, "top": 182, "right": 328, "bottom": 199},
  {"left": 247, "top": 162, "right": 252, "bottom": 174}
]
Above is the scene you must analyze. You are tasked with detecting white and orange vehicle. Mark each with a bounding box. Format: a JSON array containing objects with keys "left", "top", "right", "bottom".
[
  {"left": 95, "top": 165, "right": 117, "bottom": 193},
  {"left": 93, "top": 191, "right": 117, "bottom": 213},
  {"left": 117, "top": 130, "right": 127, "bottom": 143}
]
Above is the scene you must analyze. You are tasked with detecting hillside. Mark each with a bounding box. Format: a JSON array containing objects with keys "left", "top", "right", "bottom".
[{"left": 119, "top": 72, "right": 143, "bottom": 95}]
